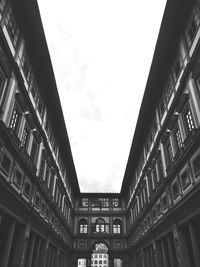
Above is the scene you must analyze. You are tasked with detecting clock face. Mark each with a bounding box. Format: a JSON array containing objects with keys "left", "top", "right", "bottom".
[{"left": 95, "top": 243, "right": 108, "bottom": 251}]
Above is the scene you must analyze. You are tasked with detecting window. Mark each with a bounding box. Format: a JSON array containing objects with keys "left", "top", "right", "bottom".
[
  {"left": 152, "top": 165, "right": 157, "bottom": 187},
  {"left": 157, "top": 155, "right": 164, "bottom": 181},
  {"left": 10, "top": 106, "right": 21, "bottom": 134},
  {"left": 183, "top": 107, "right": 195, "bottom": 135},
  {"left": 81, "top": 198, "right": 88, "bottom": 207},
  {"left": 173, "top": 56, "right": 182, "bottom": 82},
  {"left": 112, "top": 198, "right": 119, "bottom": 207},
  {"left": 45, "top": 164, "right": 50, "bottom": 187},
  {"left": 185, "top": 4, "right": 200, "bottom": 47},
  {"left": 30, "top": 136, "right": 38, "bottom": 166},
  {"left": 21, "top": 52, "right": 31, "bottom": 83},
  {"left": 0, "top": 149, "right": 13, "bottom": 176},
  {"left": 12, "top": 165, "right": 23, "bottom": 189},
  {"left": 5, "top": 7, "right": 20, "bottom": 48},
  {"left": 37, "top": 97, "right": 44, "bottom": 118},
  {"left": 79, "top": 219, "right": 87, "bottom": 234},
  {"left": 39, "top": 153, "right": 46, "bottom": 181},
  {"left": 0, "top": 71, "right": 7, "bottom": 102},
  {"left": 180, "top": 167, "right": 191, "bottom": 190},
  {"left": 165, "top": 78, "right": 173, "bottom": 103},
  {"left": 34, "top": 193, "right": 40, "bottom": 209},
  {"left": 91, "top": 198, "right": 102, "bottom": 208},
  {"left": 95, "top": 218, "right": 106, "bottom": 233},
  {"left": 165, "top": 137, "right": 173, "bottom": 169},
  {"left": 159, "top": 96, "right": 166, "bottom": 119},
  {"left": 148, "top": 175, "right": 154, "bottom": 195},
  {"left": 152, "top": 208, "right": 156, "bottom": 220},
  {"left": 191, "top": 151, "right": 200, "bottom": 178},
  {"left": 174, "top": 127, "right": 183, "bottom": 150},
  {"left": 162, "top": 193, "right": 168, "bottom": 210},
  {"left": 171, "top": 179, "right": 180, "bottom": 200},
  {"left": 30, "top": 79, "right": 38, "bottom": 101},
  {"left": 46, "top": 207, "right": 50, "bottom": 220},
  {"left": 21, "top": 123, "right": 30, "bottom": 150},
  {"left": 157, "top": 200, "right": 162, "bottom": 216},
  {"left": 0, "top": 0, "right": 6, "bottom": 15},
  {"left": 49, "top": 170, "right": 55, "bottom": 194},
  {"left": 113, "top": 219, "right": 121, "bottom": 234},
  {"left": 23, "top": 179, "right": 32, "bottom": 199},
  {"left": 41, "top": 201, "right": 46, "bottom": 216},
  {"left": 114, "top": 258, "right": 122, "bottom": 267},
  {"left": 99, "top": 198, "right": 109, "bottom": 208}
]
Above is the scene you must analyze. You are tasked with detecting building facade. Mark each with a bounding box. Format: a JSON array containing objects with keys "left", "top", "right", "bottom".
[
  {"left": 122, "top": 0, "right": 200, "bottom": 266},
  {"left": 0, "top": 0, "right": 200, "bottom": 267}
]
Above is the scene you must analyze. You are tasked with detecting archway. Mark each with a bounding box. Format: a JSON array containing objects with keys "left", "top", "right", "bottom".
[{"left": 91, "top": 243, "right": 109, "bottom": 267}]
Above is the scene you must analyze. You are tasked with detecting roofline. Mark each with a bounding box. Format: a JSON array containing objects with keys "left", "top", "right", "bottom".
[{"left": 12, "top": 0, "right": 80, "bottom": 194}]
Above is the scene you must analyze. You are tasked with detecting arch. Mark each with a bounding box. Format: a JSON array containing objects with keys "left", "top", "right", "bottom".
[
  {"left": 79, "top": 218, "right": 88, "bottom": 234},
  {"left": 113, "top": 218, "right": 122, "bottom": 234},
  {"left": 91, "top": 242, "right": 109, "bottom": 267}
]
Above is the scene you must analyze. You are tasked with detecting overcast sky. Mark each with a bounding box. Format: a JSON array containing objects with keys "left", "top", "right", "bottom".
[{"left": 38, "top": 0, "right": 167, "bottom": 192}]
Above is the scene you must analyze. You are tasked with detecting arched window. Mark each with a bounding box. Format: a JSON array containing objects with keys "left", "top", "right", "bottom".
[
  {"left": 95, "top": 218, "right": 105, "bottom": 233},
  {"left": 79, "top": 219, "right": 88, "bottom": 234},
  {"left": 113, "top": 219, "right": 121, "bottom": 234},
  {"left": 91, "top": 243, "right": 109, "bottom": 267}
]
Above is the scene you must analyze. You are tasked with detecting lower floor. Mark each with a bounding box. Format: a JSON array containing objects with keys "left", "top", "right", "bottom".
[
  {"left": 0, "top": 207, "right": 72, "bottom": 267},
  {"left": 128, "top": 187, "right": 200, "bottom": 267}
]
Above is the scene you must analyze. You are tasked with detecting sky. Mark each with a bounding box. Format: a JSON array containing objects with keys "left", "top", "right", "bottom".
[{"left": 38, "top": 0, "right": 167, "bottom": 192}]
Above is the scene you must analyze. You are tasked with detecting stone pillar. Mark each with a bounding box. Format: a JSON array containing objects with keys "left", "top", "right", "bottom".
[
  {"left": 46, "top": 244, "right": 52, "bottom": 267},
  {"left": 27, "top": 235, "right": 36, "bottom": 267},
  {"left": 152, "top": 239, "right": 158, "bottom": 267},
  {"left": 155, "top": 240, "right": 164, "bottom": 267},
  {"left": 64, "top": 253, "right": 67, "bottom": 267},
  {"left": 13, "top": 223, "right": 31, "bottom": 267},
  {"left": 56, "top": 248, "right": 60, "bottom": 267},
  {"left": 150, "top": 245, "right": 155, "bottom": 267},
  {"left": 1, "top": 220, "right": 16, "bottom": 267},
  {"left": 189, "top": 223, "right": 200, "bottom": 267},
  {"left": 39, "top": 238, "right": 49, "bottom": 267},
  {"left": 33, "top": 237, "right": 41, "bottom": 267},
  {"left": 173, "top": 225, "right": 191, "bottom": 267},
  {"left": 142, "top": 248, "right": 148, "bottom": 267},
  {"left": 161, "top": 239, "right": 169, "bottom": 267},
  {"left": 167, "top": 235, "right": 177, "bottom": 267},
  {"left": 51, "top": 246, "right": 56, "bottom": 267}
]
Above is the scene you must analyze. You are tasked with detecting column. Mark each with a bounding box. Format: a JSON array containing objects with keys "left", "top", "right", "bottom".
[
  {"left": 167, "top": 235, "right": 177, "bottom": 267},
  {"left": 27, "top": 235, "right": 36, "bottom": 267},
  {"left": 155, "top": 240, "right": 164, "bottom": 267},
  {"left": 1, "top": 220, "right": 16, "bottom": 267},
  {"left": 150, "top": 245, "right": 155, "bottom": 267},
  {"left": 64, "top": 253, "right": 67, "bottom": 267},
  {"left": 46, "top": 244, "right": 52, "bottom": 267},
  {"left": 56, "top": 248, "right": 60, "bottom": 267},
  {"left": 14, "top": 223, "right": 31, "bottom": 267},
  {"left": 152, "top": 240, "right": 158, "bottom": 267},
  {"left": 50, "top": 246, "right": 56, "bottom": 267},
  {"left": 161, "top": 239, "right": 169, "bottom": 267},
  {"left": 143, "top": 248, "right": 148, "bottom": 267},
  {"left": 33, "top": 237, "right": 41, "bottom": 267},
  {"left": 39, "top": 239, "right": 49, "bottom": 267},
  {"left": 189, "top": 223, "right": 200, "bottom": 267},
  {"left": 172, "top": 225, "right": 185, "bottom": 267}
]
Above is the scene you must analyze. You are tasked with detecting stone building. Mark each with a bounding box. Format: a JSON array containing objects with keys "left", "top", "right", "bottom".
[{"left": 0, "top": 0, "right": 200, "bottom": 267}]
